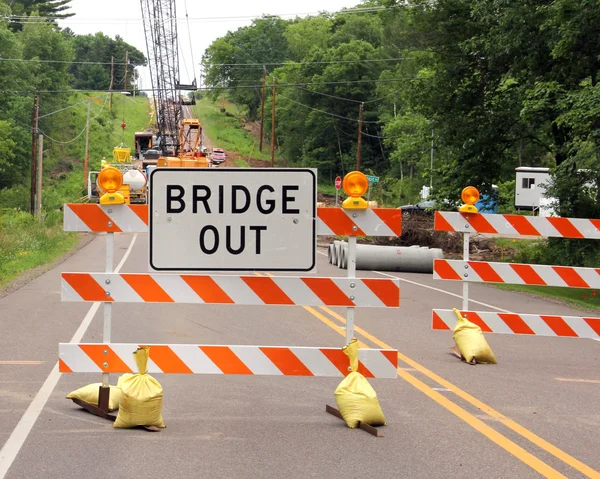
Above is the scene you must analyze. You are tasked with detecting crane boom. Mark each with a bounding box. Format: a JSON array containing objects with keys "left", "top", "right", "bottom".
[{"left": 140, "top": 0, "right": 182, "bottom": 155}]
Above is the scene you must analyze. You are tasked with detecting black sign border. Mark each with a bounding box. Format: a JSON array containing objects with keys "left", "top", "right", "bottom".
[{"left": 149, "top": 168, "right": 317, "bottom": 272}]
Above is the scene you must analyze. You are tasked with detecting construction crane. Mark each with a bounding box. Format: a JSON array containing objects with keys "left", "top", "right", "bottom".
[{"left": 140, "top": 0, "right": 197, "bottom": 157}]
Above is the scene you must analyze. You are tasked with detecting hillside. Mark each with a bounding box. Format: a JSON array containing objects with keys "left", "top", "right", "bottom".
[{"left": 0, "top": 94, "right": 152, "bottom": 288}]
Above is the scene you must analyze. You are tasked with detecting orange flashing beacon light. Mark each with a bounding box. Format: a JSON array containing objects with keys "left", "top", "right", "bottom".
[
  {"left": 458, "top": 186, "right": 479, "bottom": 213},
  {"left": 98, "top": 166, "right": 125, "bottom": 205},
  {"left": 342, "top": 171, "right": 369, "bottom": 209}
]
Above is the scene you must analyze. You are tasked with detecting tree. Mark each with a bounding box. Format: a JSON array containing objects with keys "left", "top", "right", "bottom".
[
  {"left": 69, "top": 33, "right": 146, "bottom": 91},
  {"left": 202, "top": 16, "right": 292, "bottom": 119}
]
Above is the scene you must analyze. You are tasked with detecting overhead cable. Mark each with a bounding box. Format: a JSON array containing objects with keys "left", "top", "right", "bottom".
[{"left": 277, "top": 94, "right": 380, "bottom": 124}]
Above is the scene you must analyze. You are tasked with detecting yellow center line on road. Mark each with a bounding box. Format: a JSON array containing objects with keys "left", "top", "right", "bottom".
[
  {"left": 257, "top": 270, "right": 597, "bottom": 476},
  {"left": 317, "top": 306, "right": 600, "bottom": 479}
]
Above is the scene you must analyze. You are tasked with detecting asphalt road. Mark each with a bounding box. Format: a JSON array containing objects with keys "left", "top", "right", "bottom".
[{"left": 1, "top": 233, "right": 599, "bottom": 478}]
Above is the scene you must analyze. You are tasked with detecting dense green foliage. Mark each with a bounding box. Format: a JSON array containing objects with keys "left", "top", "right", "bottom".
[
  {"left": 202, "top": 2, "right": 600, "bottom": 209},
  {"left": 202, "top": 1, "right": 600, "bottom": 265},
  {"left": 0, "top": 0, "right": 146, "bottom": 196},
  {"left": 66, "top": 31, "right": 146, "bottom": 92}
]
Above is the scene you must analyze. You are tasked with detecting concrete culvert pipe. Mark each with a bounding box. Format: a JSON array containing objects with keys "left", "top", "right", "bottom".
[
  {"left": 334, "top": 241, "right": 346, "bottom": 267},
  {"left": 351, "top": 244, "right": 444, "bottom": 273},
  {"left": 338, "top": 245, "right": 348, "bottom": 269},
  {"left": 331, "top": 240, "right": 343, "bottom": 265}
]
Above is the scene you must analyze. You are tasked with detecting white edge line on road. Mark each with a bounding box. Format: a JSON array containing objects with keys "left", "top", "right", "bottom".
[
  {"left": 316, "top": 249, "right": 512, "bottom": 313},
  {"left": 372, "top": 270, "right": 513, "bottom": 313},
  {"left": 0, "top": 233, "right": 137, "bottom": 479}
]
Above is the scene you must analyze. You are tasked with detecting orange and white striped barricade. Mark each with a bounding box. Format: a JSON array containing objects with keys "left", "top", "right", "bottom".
[
  {"left": 432, "top": 310, "right": 600, "bottom": 339},
  {"left": 64, "top": 203, "right": 402, "bottom": 237},
  {"left": 58, "top": 344, "right": 398, "bottom": 378},
  {"left": 432, "top": 210, "right": 600, "bottom": 339},
  {"left": 61, "top": 168, "right": 402, "bottom": 430}
]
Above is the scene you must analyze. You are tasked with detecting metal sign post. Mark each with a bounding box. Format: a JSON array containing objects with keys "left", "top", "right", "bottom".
[
  {"left": 60, "top": 171, "right": 402, "bottom": 432},
  {"left": 335, "top": 176, "right": 341, "bottom": 207},
  {"left": 99, "top": 231, "right": 114, "bottom": 412},
  {"left": 365, "top": 175, "right": 379, "bottom": 205},
  {"left": 462, "top": 231, "right": 469, "bottom": 311},
  {"left": 345, "top": 236, "right": 357, "bottom": 345}
]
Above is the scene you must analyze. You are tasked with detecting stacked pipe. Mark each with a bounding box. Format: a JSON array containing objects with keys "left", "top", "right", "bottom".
[{"left": 327, "top": 241, "right": 443, "bottom": 273}]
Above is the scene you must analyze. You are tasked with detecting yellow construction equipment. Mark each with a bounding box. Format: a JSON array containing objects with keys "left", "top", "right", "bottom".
[{"left": 155, "top": 118, "right": 210, "bottom": 168}]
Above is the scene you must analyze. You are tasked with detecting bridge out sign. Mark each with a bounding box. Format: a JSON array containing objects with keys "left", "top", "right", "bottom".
[{"left": 149, "top": 168, "right": 317, "bottom": 272}]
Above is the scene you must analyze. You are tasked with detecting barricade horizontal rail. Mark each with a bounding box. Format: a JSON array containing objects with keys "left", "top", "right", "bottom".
[
  {"left": 434, "top": 259, "right": 600, "bottom": 289},
  {"left": 59, "top": 343, "right": 399, "bottom": 378},
  {"left": 64, "top": 204, "right": 402, "bottom": 236},
  {"left": 435, "top": 211, "right": 600, "bottom": 239},
  {"left": 432, "top": 309, "right": 600, "bottom": 339},
  {"left": 61, "top": 273, "right": 400, "bottom": 307}
]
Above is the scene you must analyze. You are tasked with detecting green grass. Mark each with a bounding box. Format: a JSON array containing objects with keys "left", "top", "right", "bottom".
[
  {"left": 109, "top": 94, "right": 154, "bottom": 147},
  {"left": 496, "top": 284, "right": 600, "bottom": 311},
  {"left": 488, "top": 237, "right": 600, "bottom": 310},
  {"left": 0, "top": 211, "right": 79, "bottom": 287},
  {"left": 192, "top": 98, "right": 276, "bottom": 162},
  {"left": 0, "top": 94, "right": 151, "bottom": 288}
]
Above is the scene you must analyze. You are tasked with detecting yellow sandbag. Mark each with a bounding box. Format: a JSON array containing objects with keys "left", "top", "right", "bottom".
[
  {"left": 114, "top": 347, "right": 165, "bottom": 429},
  {"left": 334, "top": 339, "right": 386, "bottom": 428},
  {"left": 452, "top": 308, "right": 497, "bottom": 364},
  {"left": 66, "top": 383, "right": 122, "bottom": 412},
  {"left": 117, "top": 373, "right": 133, "bottom": 388}
]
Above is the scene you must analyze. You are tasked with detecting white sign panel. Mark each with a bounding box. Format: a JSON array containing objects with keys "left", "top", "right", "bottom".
[{"left": 149, "top": 168, "right": 316, "bottom": 272}]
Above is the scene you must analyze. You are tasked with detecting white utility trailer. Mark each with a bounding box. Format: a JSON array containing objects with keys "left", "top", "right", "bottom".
[{"left": 515, "top": 167, "right": 551, "bottom": 213}]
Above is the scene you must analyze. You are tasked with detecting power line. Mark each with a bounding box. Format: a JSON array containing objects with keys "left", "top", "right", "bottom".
[
  {"left": 288, "top": 83, "right": 403, "bottom": 105},
  {"left": 0, "top": 56, "right": 414, "bottom": 67},
  {"left": 4, "top": 5, "right": 405, "bottom": 25},
  {"left": 184, "top": 0, "right": 196, "bottom": 83},
  {"left": 0, "top": 57, "right": 130, "bottom": 65},
  {"left": 0, "top": 77, "right": 431, "bottom": 94},
  {"left": 277, "top": 93, "right": 380, "bottom": 124},
  {"left": 40, "top": 95, "right": 109, "bottom": 145},
  {"left": 209, "top": 57, "right": 417, "bottom": 67},
  {"left": 38, "top": 95, "right": 107, "bottom": 119}
]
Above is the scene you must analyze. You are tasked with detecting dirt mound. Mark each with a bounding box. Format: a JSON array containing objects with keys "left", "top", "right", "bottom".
[{"left": 373, "top": 214, "right": 507, "bottom": 260}]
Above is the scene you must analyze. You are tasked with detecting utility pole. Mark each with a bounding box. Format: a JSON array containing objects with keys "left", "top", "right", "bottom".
[
  {"left": 259, "top": 66, "right": 266, "bottom": 152},
  {"left": 30, "top": 95, "right": 39, "bottom": 215},
  {"left": 83, "top": 101, "right": 91, "bottom": 190},
  {"left": 109, "top": 56, "right": 114, "bottom": 109},
  {"left": 124, "top": 51, "right": 129, "bottom": 93},
  {"left": 270, "top": 78, "right": 276, "bottom": 167},
  {"left": 356, "top": 102, "right": 364, "bottom": 171},
  {"left": 36, "top": 134, "right": 43, "bottom": 217}
]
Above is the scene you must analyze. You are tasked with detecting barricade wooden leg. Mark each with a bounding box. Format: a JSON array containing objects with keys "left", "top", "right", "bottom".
[
  {"left": 325, "top": 405, "right": 383, "bottom": 437},
  {"left": 69, "top": 385, "right": 116, "bottom": 422},
  {"left": 98, "top": 385, "right": 110, "bottom": 413}
]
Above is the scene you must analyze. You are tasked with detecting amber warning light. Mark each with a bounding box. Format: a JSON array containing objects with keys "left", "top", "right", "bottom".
[
  {"left": 458, "top": 186, "right": 480, "bottom": 213},
  {"left": 98, "top": 167, "right": 125, "bottom": 205},
  {"left": 342, "top": 171, "right": 369, "bottom": 209}
]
